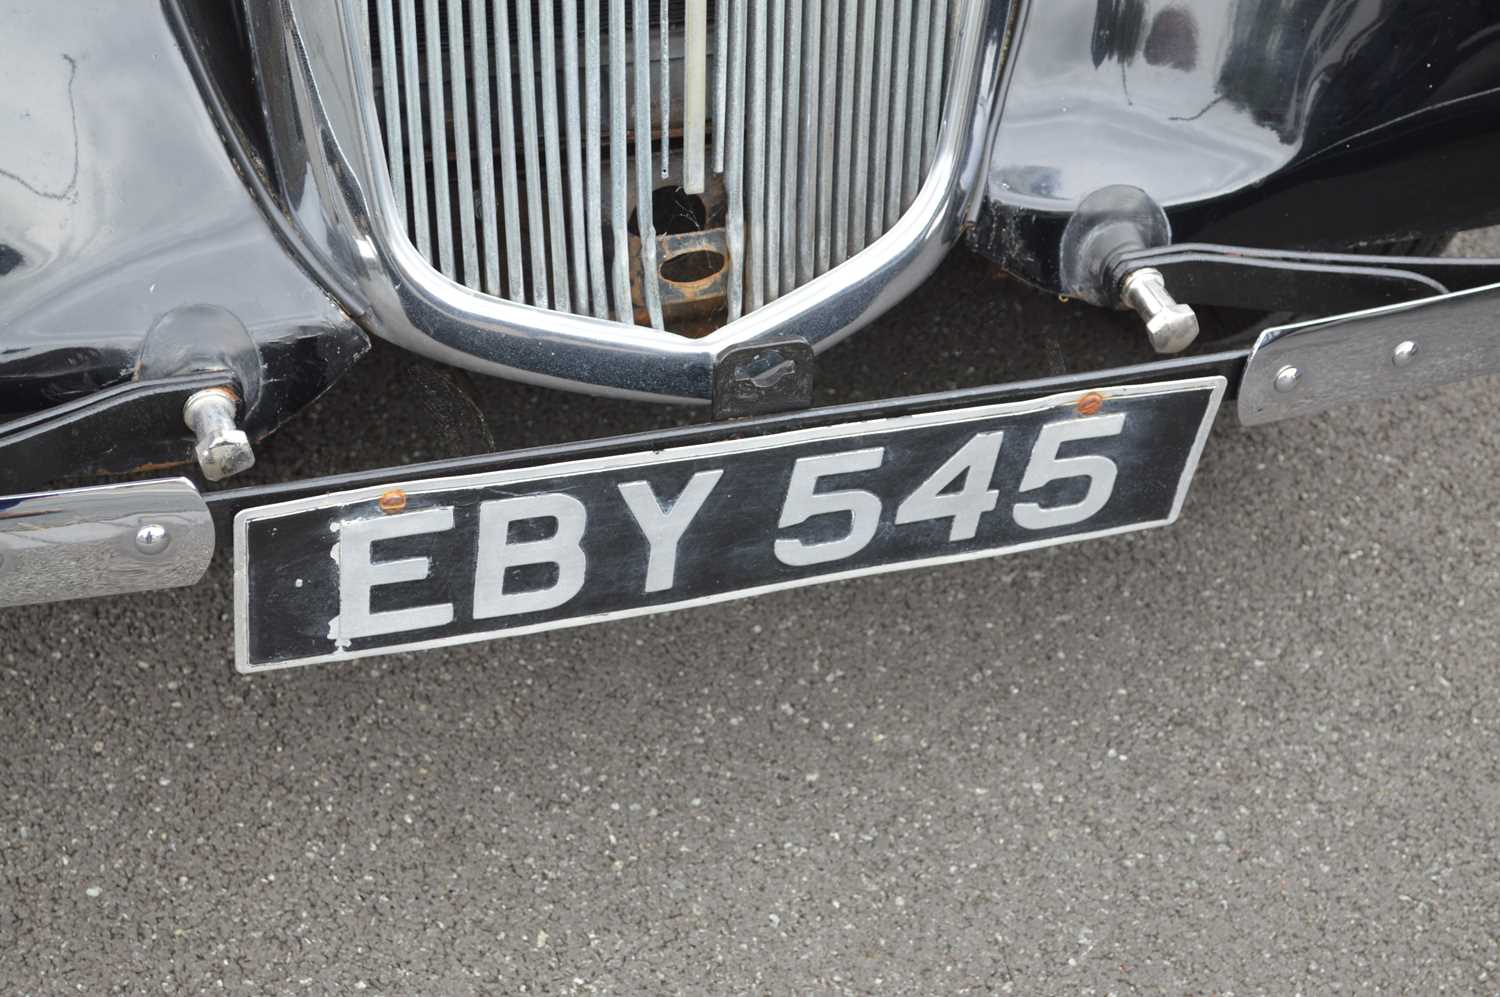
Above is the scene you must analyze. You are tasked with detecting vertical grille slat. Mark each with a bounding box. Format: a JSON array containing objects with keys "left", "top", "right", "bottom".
[
  {"left": 906, "top": 0, "right": 933, "bottom": 208},
  {"left": 869, "top": 0, "right": 895, "bottom": 247},
  {"left": 492, "top": 0, "right": 527, "bottom": 299},
  {"left": 607, "top": 0, "right": 633, "bottom": 322},
  {"left": 357, "top": 0, "right": 371, "bottom": 68},
  {"left": 683, "top": 0, "right": 708, "bottom": 192},
  {"left": 561, "top": 0, "right": 593, "bottom": 314},
  {"left": 538, "top": 0, "right": 572, "bottom": 310},
  {"left": 781, "top": 0, "right": 804, "bottom": 292},
  {"left": 423, "top": 0, "right": 454, "bottom": 276},
  {"left": 831, "top": 0, "right": 858, "bottom": 265},
  {"left": 746, "top": 0, "right": 767, "bottom": 311},
  {"left": 367, "top": 0, "right": 966, "bottom": 333},
  {"left": 446, "top": 0, "right": 479, "bottom": 286},
  {"left": 659, "top": 0, "right": 671, "bottom": 177},
  {"left": 813, "top": 0, "right": 837, "bottom": 276},
  {"left": 633, "top": 0, "right": 666, "bottom": 327},
  {"left": 713, "top": 0, "right": 728, "bottom": 175},
  {"left": 849, "top": 0, "right": 876, "bottom": 256},
  {"left": 923, "top": 0, "right": 949, "bottom": 172},
  {"left": 376, "top": 0, "right": 407, "bottom": 227},
  {"left": 886, "top": 0, "right": 914, "bottom": 224},
  {"left": 764, "top": 0, "right": 785, "bottom": 302},
  {"left": 583, "top": 0, "right": 611, "bottom": 318},
  {"left": 397, "top": 0, "right": 430, "bottom": 259},
  {"left": 514, "top": 0, "right": 551, "bottom": 306},
  {"left": 470, "top": 0, "right": 501, "bottom": 295},
  {"left": 723, "top": 0, "right": 747, "bottom": 321},
  {"left": 795, "top": 0, "right": 819, "bottom": 284}
]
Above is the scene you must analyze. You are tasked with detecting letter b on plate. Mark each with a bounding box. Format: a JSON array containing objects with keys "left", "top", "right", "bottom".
[{"left": 473, "top": 494, "right": 588, "bottom": 618}]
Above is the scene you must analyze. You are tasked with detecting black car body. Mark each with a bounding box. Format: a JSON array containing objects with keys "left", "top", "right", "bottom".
[{"left": 3, "top": 0, "right": 1499, "bottom": 666}]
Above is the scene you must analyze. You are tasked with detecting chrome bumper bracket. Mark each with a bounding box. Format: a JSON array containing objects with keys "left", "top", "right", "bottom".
[
  {"left": 1238, "top": 282, "right": 1500, "bottom": 426},
  {"left": 0, "top": 478, "right": 215, "bottom": 609}
]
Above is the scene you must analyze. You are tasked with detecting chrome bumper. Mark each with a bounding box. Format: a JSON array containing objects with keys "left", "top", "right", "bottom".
[
  {"left": 7, "top": 277, "right": 1497, "bottom": 611},
  {"left": 0, "top": 479, "right": 214, "bottom": 609}
]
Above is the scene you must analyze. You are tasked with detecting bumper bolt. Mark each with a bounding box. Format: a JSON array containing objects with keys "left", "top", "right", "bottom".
[
  {"left": 183, "top": 388, "right": 255, "bottom": 482},
  {"left": 1393, "top": 340, "right": 1418, "bottom": 367},
  {"left": 1274, "top": 365, "right": 1302, "bottom": 393},
  {"left": 1120, "top": 268, "right": 1200, "bottom": 355},
  {"left": 134, "top": 524, "right": 171, "bottom": 555}
]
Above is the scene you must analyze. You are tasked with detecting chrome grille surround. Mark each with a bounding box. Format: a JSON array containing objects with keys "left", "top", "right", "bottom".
[
  {"left": 365, "top": 1, "right": 965, "bottom": 332},
  {"left": 244, "top": 0, "right": 1017, "bottom": 404}
]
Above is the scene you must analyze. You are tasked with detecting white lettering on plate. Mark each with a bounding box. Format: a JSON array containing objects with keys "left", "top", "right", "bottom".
[
  {"left": 472, "top": 493, "right": 588, "bottom": 619},
  {"left": 333, "top": 507, "right": 455, "bottom": 645},
  {"left": 774, "top": 448, "right": 885, "bottom": 567},
  {"left": 618, "top": 469, "right": 723, "bottom": 592}
]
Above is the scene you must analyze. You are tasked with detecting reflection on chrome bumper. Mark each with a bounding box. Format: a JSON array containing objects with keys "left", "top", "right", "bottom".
[{"left": 0, "top": 478, "right": 214, "bottom": 609}]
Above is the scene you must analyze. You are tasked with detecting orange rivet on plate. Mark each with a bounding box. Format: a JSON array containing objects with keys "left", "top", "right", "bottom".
[
  {"left": 1076, "top": 392, "right": 1105, "bottom": 416},
  {"left": 378, "top": 490, "right": 407, "bottom": 514}
]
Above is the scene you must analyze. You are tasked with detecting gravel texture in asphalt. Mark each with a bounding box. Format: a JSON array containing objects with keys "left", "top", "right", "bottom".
[{"left": 3, "top": 234, "right": 1499, "bottom": 994}]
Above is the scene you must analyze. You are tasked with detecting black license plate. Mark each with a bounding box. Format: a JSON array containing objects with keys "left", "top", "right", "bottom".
[{"left": 234, "top": 377, "right": 1224, "bottom": 671}]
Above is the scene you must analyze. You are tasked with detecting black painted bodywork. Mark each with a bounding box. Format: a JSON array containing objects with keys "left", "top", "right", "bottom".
[
  {"left": 1, "top": 0, "right": 1497, "bottom": 490},
  {"left": 0, "top": 1, "right": 366, "bottom": 479},
  {"left": 970, "top": 0, "right": 1500, "bottom": 289}
]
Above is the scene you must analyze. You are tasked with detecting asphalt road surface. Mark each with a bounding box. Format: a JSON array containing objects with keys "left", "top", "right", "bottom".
[{"left": 4, "top": 233, "right": 1500, "bottom": 994}]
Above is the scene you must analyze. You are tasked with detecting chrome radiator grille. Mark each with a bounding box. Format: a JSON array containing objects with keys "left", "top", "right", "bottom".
[{"left": 360, "top": 0, "right": 961, "bottom": 334}]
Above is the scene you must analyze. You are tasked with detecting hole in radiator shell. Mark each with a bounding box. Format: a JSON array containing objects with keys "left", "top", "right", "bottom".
[{"left": 629, "top": 186, "right": 709, "bottom": 236}]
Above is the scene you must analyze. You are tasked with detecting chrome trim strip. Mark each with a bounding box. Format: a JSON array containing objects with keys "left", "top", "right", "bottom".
[
  {"left": 0, "top": 479, "right": 214, "bottom": 609},
  {"left": 257, "top": 0, "right": 1013, "bottom": 403}
]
